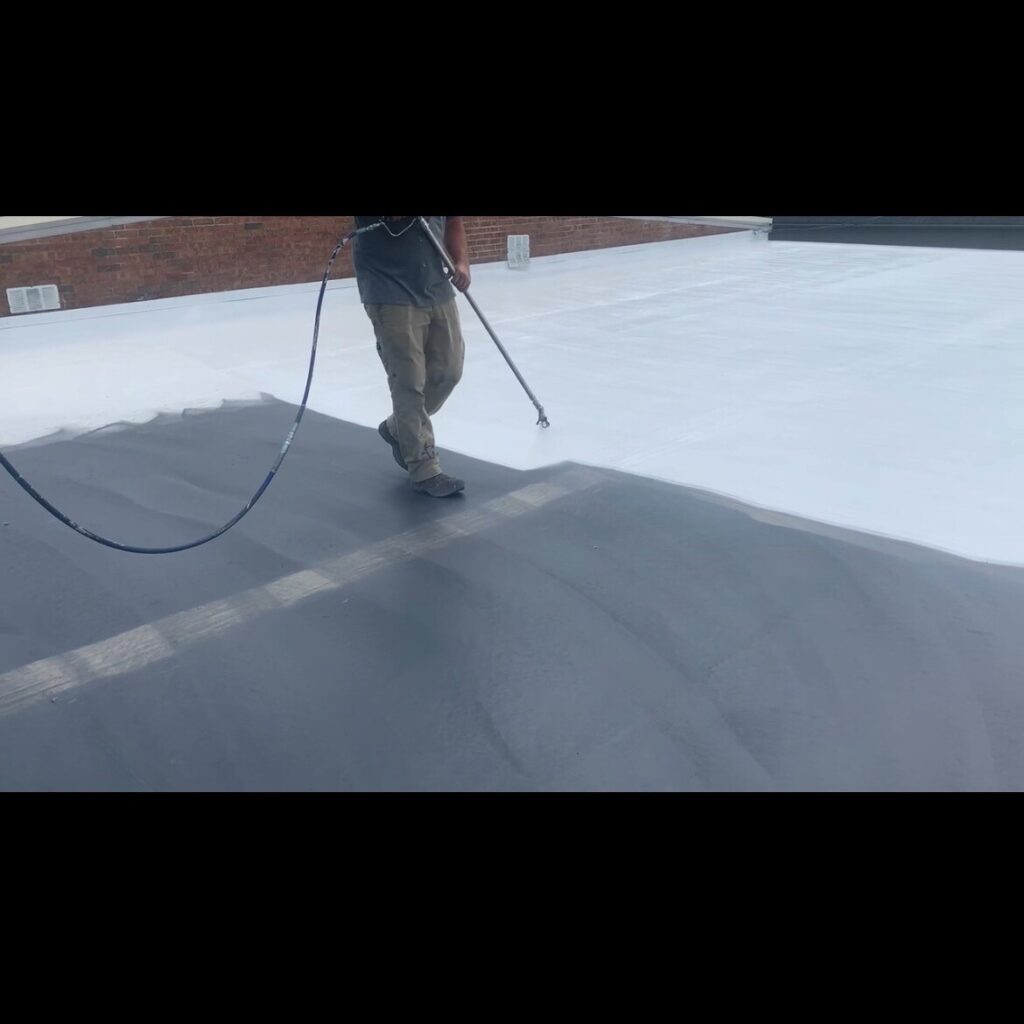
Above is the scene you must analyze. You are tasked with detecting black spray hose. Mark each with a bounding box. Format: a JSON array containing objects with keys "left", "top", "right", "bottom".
[{"left": 0, "top": 220, "right": 385, "bottom": 554}]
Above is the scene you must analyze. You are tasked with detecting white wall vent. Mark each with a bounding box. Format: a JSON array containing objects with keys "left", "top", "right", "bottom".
[
  {"left": 507, "top": 234, "right": 530, "bottom": 270},
  {"left": 6, "top": 285, "right": 61, "bottom": 314}
]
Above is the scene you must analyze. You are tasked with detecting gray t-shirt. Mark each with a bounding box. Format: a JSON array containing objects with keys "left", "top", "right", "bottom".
[{"left": 352, "top": 216, "right": 456, "bottom": 307}]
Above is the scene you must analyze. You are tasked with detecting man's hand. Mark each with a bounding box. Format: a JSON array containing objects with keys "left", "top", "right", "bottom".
[
  {"left": 444, "top": 217, "right": 471, "bottom": 292},
  {"left": 450, "top": 261, "right": 471, "bottom": 292}
]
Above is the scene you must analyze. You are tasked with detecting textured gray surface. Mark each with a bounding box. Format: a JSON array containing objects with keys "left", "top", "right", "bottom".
[{"left": 1, "top": 401, "right": 1022, "bottom": 791}]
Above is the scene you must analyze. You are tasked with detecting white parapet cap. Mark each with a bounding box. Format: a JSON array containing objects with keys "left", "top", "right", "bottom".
[
  {"left": 617, "top": 216, "right": 773, "bottom": 230},
  {"left": 0, "top": 216, "right": 169, "bottom": 244}
]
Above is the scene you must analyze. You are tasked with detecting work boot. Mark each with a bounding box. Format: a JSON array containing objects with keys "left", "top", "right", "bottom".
[
  {"left": 378, "top": 421, "right": 406, "bottom": 470},
  {"left": 412, "top": 473, "right": 465, "bottom": 498}
]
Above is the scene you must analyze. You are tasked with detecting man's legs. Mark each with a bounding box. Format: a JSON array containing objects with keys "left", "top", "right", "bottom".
[
  {"left": 424, "top": 298, "right": 465, "bottom": 418},
  {"left": 368, "top": 302, "right": 464, "bottom": 489}
]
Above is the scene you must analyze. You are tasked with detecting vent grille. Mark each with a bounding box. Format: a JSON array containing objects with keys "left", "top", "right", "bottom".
[
  {"left": 507, "top": 235, "right": 530, "bottom": 270},
  {"left": 7, "top": 285, "right": 61, "bottom": 314}
]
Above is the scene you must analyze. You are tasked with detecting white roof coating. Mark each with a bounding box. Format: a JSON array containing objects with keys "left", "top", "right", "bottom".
[{"left": 2, "top": 229, "right": 1022, "bottom": 564}]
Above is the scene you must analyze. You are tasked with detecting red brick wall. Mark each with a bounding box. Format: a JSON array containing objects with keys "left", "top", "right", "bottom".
[
  {"left": 0, "top": 216, "right": 735, "bottom": 317},
  {"left": 463, "top": 216, "right": 731, "bottom": 262}
]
